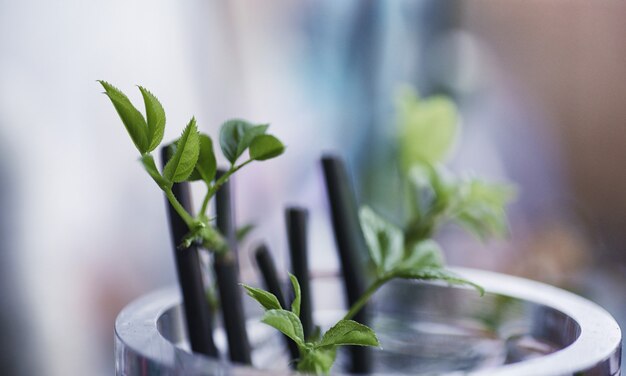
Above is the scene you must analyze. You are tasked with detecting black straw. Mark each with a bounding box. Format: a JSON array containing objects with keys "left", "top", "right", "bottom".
[
  {"left": 286, "top": 207, "right": 314, "bottom": 339},
  {"left": 213, "top": 169, "right": 252, "bottom": 364},
  {"left": 254, "top": 243, "right": 301, "bottom": 362},
  {"left": 160, "top": 146, "right": 218, "bottom": 357},
  {"left": 321, "top": 155, "right": 371, "bottom": 374}
]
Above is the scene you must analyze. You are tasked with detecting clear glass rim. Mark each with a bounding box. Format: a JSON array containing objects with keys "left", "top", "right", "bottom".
[{"left": 115, "top": 267, "right": 622, "bottom": 376}]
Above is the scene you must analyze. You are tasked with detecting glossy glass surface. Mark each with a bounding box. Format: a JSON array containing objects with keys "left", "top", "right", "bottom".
[{"left": 115, "top": 268, "right": 621, "bottom": 375}]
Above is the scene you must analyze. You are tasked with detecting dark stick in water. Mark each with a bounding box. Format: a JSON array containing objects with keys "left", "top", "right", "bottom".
[
  {"left": 286, "top": 207, "right": 314, "bottom": 339},
  {"left": 213, "top": 169, "right": 251, "bottom": 364},
  {"left": 254, "top": 243, "right": 301, "bottom": 363},
  {"left": 160, "top": 146, "right": 218, "bottom": 357},
  {"left": 321, "top": 155, "right": 371, "bottom": 374}
]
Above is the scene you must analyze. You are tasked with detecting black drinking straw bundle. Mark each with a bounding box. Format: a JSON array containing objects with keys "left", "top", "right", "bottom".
[
  {"left": 161, "top": 148, "right": 372, "bottom": 373},
  {"left": 161, "top": 150, "right": 251, "bottom": 364}
]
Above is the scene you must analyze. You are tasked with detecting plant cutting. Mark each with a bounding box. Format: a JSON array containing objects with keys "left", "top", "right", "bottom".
[
  {"left": 111, "top": 84, "right": 621, "bottom": 376},
  {"left": 99, "top": 81, "right": 286, "bottom": 363},
  {"left": 242, "top": 88, "right": 512, "bottom": 374},
  {"left": 98, "top": 80, "right": 285, "bottom": 252}
]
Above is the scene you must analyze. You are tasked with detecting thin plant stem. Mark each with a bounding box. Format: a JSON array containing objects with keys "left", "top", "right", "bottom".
[
  {"left": 164, "top": 187, "right": 195, "bottom": 227},
  {"left": 342, "top": 275, "right": 392, "bottom": 321},
  {"left": 200, "top": 159, "right": 254, "bottom": 216}
]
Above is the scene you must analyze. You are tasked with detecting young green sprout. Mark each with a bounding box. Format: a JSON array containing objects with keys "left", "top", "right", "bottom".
[
  {"left": 98, "top": 81, "right": 285, "bottom": 252},
  {"left": 243, "top": 87, "right": 514, "bottom": 375},
  {"left": 343, "top": 87, "right": 514, "bottom": 323},
  {"left": 101, "top": 80, "right": 513, "bottom": 374},
  {"left": 345, "top": 87, "right": 514, "bottom": 322},
  {"left": 242, "top": 274, "right": 380, "bottom": 375}
]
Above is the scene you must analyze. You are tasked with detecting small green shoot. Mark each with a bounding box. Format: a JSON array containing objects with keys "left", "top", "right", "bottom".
[
  {"left": 240, "top": 88, "right": 514, "bottom": 375},
  {"left": 404, "top": 163, "right": 515, "bottom": 244},
  {"left": 396, "top": 85, "right": 458, "bottom": 171},
  {"left": 243, "top": 274, "right": 379, "bottom": 375},
  {"left": 98, "top": 81, "right": 285, "bottom": 252},
  {"left": 341, "top": 89, "right": 514, "bottom": 322},
  {"left": 339, "top": 88, "right": 514, "bottom": 323}
]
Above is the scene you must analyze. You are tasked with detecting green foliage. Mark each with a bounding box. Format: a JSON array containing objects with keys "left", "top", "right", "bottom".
[
  {"left": 249, "top": 134, "right": 285, "bottom": 161},
  {"left": 406, "top": 163, "right": 451, "bottom": 224},
  {"left": 188, "top": 134, "right": 217, "bottom": 184},
  {"left": 297, "top": 347, "right": 336, "bottom": 375},
  {"left": 138, "top": 86, "right": 166, "bottom": 152},
  {"left": 341, "top": 86, "right": 514, "bottom": 342},
  {"left": 405, "top": 163, "right": 515, "bottom": 242},
  {"left": 290, "top": 273, "right": 301, "bottom": 317},
  {"left": 219, "top": 119, "right": 269, "bottom": 165},
  {"left": 243, "top": 274, "right": 380, "bottom": 375},
  {"left": 393, "top": 267, "right": 484, "bottom": 296},
  {"left": 403, "top": 240, "right": 445, "bottom": 270},
  {"left": 242, "top": 285, "right": 282, "bottom": 311},
  {"left": 103, "top": 81, "right": 511, "bottom": 374},
  {"left": 239, "top": 86, "right": 508, "bottom": 374},
  {"left": 99, "top": 81, "right": 285, "bottom": 251},
  {"left": 395, "top": 87, "right": 515, "bottom": 243},
  {"left": 163, "top": 118, "right": 200, "bottom": 183},
  {"left": 318, "top": 320, "right": 379, "bottom": 348},
  {"left": 396, "top": 86, "right": 458, "bottom": 172},
  {"left": 262, "top": 309, "right": 306, "bottom": 346},
  {"left": 140, "top": 154, "right": 171, "bottom": 190},
  {"left": 98, "top": 80, "right": 149, "bottom": 153},
  {"left": 359, "top": 206, "right": 403, "bottom": 275},
  {"left": 452, "top": 178, "right": 515, "bottom": 240},
  {"left": 359, "top": 205, "right": 480, "bottom": 293}
]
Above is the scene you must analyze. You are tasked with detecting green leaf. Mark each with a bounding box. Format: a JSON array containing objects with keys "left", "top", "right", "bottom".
[
  {"left": 317, "top": 319, "right": 380, "bottom": 348},
  {"left": 219, "top": 120, "right": 269, "bottom": 164},
  {"left": 394, "top": 267, "right": 484, "bottom": 296},
  {"left": 424, "top": 164, "right": 456, "bottom": 211},
  {"left": 188, "top": 134, "right": 217, "bottom": 183},
  {"left": 407, "top": 164, "right": 437, "bottom": 220},
  {"left": 140, "top": 154, "right": 171, "bottom": 190},
  {"left": 99, "top": 80, "right": 148, "bottom": 153},
  {"left": 242, "top": 124, "right": 269, "bottom": 153},
  {"left": 138, "top": 86, "right": 166, "bottom": 152},
  {"left": 289, "top": 273, "right": 301, "bottom": 317},
  {"left": 405, "top": 163, "right": 462, "bottom": 240},
  {"left": 249, "top": 134, "right": 285, "bottom": 161},
  {"left": 235, "top": 223, "right": 255, "bottom": 242},
  {"left": 261, "top": 309, "right": 305, "bottom": 346},
  {"left": 219, "top": 119, "right": 247, "bottom": 164},
  {"left": 402, "top": 240, "right": 445, "bottom": 270},
  {"left": 297, "top": 347, "right": 337, "bottom": 375},
  {"left": 404, "top": 163, "right": 515, "bottom": 245},
  {"left": 359, "top": 206, "right": 404, "bottom": 274},
  {"left": 242, "top": 284, "right": 282, "bottom": 311},
  {"left": 451, "top": 179, "right": 515, "bottom": 240},
  {"left": 163, "top": 118, "right": 200, "bottom": 182},
  {"left": 396, "top": 87, "right": 458, "bottom": 172},
  {"left": 411, "top": 162, "right": 457, "bottom": 212}
]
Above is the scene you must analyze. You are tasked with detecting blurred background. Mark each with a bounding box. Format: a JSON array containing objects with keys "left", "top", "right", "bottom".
[{"left": 1, "top": 0, "right": 625, "bottom": 374}]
